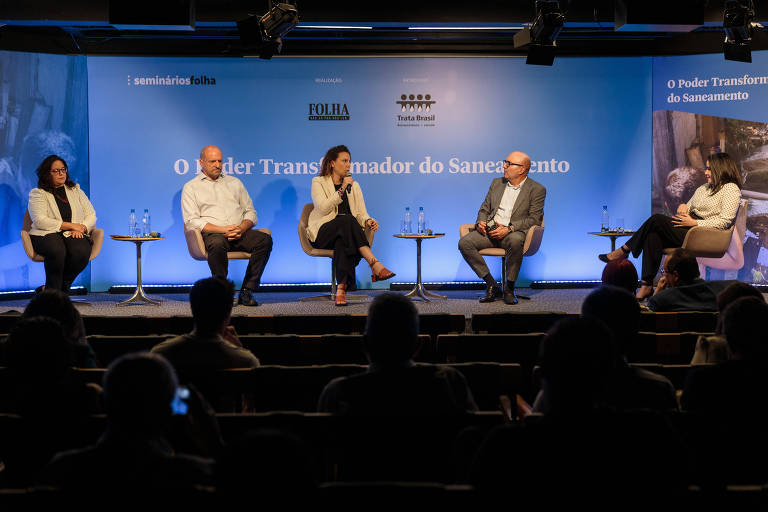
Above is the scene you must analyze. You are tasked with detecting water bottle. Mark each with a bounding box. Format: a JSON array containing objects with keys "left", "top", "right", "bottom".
[
  {"left": 404, "top": 207, "right": 412, "bottom": 234},
  {"left": 128, "top": 209, "right": 138, "bottom": 238},
  {"left": 417, "top": 206, "right": 425, "bottom": 234},
  {"left": 142, "top": 209, "right": 151, "bottom": 237},
  {"left": 601, "top": 205, "right": 610, "bottom": 232}
]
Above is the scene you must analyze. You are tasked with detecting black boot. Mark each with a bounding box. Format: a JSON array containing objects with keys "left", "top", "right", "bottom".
[
  {"left": 503, "top": 281, "right": 518, "bottom": 305},
  {"left": 479, "top": 283, "right": 501, "bottom": 303},
  {"left": 237, "top": 288, "right": 259, "bottom": 307}
]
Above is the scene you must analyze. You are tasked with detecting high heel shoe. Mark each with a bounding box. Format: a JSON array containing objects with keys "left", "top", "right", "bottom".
[
  {"left": 370, "top": 259, "right": 395, "bottom": 282},
  {"left": 598, "top": 246, "right": 630, "bottom": 263},
  {"left": 335, "top": 285, "right": 347, "bottom": 306}
]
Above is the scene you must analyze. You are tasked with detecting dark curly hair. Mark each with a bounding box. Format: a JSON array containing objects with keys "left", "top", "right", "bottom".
[{"left": 36, "top": 154, "right": 75, "bottom": 192}]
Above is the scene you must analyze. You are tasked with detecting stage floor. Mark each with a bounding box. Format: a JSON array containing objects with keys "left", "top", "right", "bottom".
[{"left": 0, "top": 288, "right": 593, "bottom": 317}]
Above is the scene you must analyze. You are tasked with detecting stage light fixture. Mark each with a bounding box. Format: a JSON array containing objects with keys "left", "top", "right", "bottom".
[
  {"left": 723, "top": 0, "right": 755, "bottom": 63},
  {"left": 513, "top": 0, "right": 565, "bottom": 66},
  {"left": 237, "top": 2, "right": 299, "bottom": 60}
]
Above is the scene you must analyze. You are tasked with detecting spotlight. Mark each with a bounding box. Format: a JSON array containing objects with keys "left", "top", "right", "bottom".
[
  {"left": 513, "top": 0, "right": 565, "bottom": 66},
  {"left": 723, "top": 0, "right": 755, "bottom": 63},
  {"left": 237, "top": 2, "right": 299, "bottom": 60}
]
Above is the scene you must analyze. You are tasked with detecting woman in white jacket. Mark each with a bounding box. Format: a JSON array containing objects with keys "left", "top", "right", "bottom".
[
  {"left": 307, "top": 145, "right": 394, "bottom": 306},
  {"left": 28, "top": 154, "right": 96, "bottom": 293}
]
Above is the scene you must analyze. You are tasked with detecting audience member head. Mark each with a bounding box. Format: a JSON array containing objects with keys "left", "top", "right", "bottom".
[
  {"left": 103, "top": 352, "right": 177, "bottom": 435},
  {"left": 216, "top": 429, "right": 315, "bottom": 498},
  {"left": 581, "top": 285, "right": 639, "bottom": 358},
  {"left": 5, "top": 316, "right": 70, "bottom": 383},
  {"left": 22, "top": 289, "right": 86, "bottom": 344},
  {"left": 721, "top": 296, "right": 768, "bottom": 361},
  {"left": 664, "top": 249, "right": 699, "bottom": 286},
  {"left": 363, "top": 293, "right": 419, "bottom": 366},
  {"left": 715, "top": 282, "right": 765, "bottom": 334},
  {"left": 601, "top": 259, "right": 639, "bottom": 294},
  {"left": 717, "top": 282, "right": 765, "bottom": 312},
  {"left": 539, "top": 317, "right": 616, "bottom": 413},
  {"left": 189, "top": 277, "right": 235, "bottom": 335}
]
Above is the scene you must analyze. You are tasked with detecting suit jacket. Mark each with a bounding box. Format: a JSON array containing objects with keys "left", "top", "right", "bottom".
[
  {"left": 28, "top": 184, "right": 97, "bottom": 236},
  {"left": 307, "top": 175, "right": 371, "bottom": 242},
  {"left": 475, "top": 177, "right": 546, "bottom": 233}
]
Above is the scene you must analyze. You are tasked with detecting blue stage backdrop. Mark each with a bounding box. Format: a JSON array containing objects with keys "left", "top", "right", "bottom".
[
  {"left": 653, "top": 52, "right": 768, "bottom": 284},
  {"left": 85, "top": 56, "right": 652, "bottom": 292},
  {"left": 0, "top": 51, "right": 89, "bottom": 292}
]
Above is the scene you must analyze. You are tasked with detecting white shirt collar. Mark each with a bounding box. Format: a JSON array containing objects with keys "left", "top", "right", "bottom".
[
  {"left": 198, "top": 172, "right": 227, "bottom": 182},
  {"left": 507, "top": 177, "right": 527, "bottom": 190}
]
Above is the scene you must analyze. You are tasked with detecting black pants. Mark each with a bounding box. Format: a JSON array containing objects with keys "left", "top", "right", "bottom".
[
  {"left": 312, "top": 215, "right": 369, "bottom": 290},
  {"left": 625, "top": 214, "right": 690, "bottom": 284},
  {"left": 202, "top": 229, "right": 273, "bottom": 290},
  {"left": 30, "top": 232, "right": 92, "bottom": 292}
]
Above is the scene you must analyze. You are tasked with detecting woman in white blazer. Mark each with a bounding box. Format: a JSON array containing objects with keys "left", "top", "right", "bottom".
[
  {"left": 308, "top": 145, "right": 394, "bottom": 305},
  {"left": 28, "top": 154, "right": 97, "bottom": 292}
]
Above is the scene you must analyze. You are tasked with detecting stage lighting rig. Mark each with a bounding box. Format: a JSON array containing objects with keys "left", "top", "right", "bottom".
[
  {"left": 513, "top": 1, "right": 565, "bottom": 66},
  {"left": 237, "top": 2, "right": 299, "bottom": 60},
  {"left": 723, "top": 0, "right": 756, "bottom": 63}
]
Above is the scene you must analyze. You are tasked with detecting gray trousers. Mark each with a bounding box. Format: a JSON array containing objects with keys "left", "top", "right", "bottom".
[{"left": 458, "top": 229, "right": 526, "bottom": 282}]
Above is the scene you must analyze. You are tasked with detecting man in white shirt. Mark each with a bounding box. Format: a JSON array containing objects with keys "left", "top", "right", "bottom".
[
  {"left": 458, "top": 151, "right": 546, "bottom": 304},
  {"left": 181, "top": 145, "right": 272, "bottom": 306}
]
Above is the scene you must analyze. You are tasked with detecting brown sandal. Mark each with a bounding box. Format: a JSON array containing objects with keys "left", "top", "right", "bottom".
[{"left": 369, "top": 259, "right": 395, "bottom": 282}]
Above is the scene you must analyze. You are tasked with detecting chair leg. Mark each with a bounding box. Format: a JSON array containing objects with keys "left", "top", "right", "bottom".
[
  {"left": 506, "top": 255, "right": 533, "bottom": 300},
  {"left": 299, "top": 259, "right": 336, "bottom": 301},
  {"left": 501, "top": 256, "right": 506, "bottom": 294},
  {"left": 337, "top": 258, "right": 368, "bottom": 301},
  {"left": 299, "top": 258, "right": 367, "bottom": 302},
  {"left": 477, "top": 256, "right": 505, "bottom": 299},
  {"left": 69, "top": 288, "right": 92, "bottom": 306}
]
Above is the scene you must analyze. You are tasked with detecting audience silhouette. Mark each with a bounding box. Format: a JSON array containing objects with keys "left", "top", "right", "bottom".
[{"left": 41, "top": 352, "right": 214, "bottom": 493}]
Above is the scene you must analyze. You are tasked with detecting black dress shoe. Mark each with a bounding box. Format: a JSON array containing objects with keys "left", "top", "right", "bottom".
[
  {"left": 503, "top": 287, "right": 519, "bottom": 305},
  {"left": 237, "top": 288, "right": 259, "bottom": 307},
  {"left": 598, "top": 253, "right": 609, "bottom": 263},
  {"left": 479, "top": 284, "right": 501, "bottom": 303}
]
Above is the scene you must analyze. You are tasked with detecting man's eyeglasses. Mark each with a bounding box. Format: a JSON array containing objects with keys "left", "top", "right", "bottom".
[
  {"left": 50, "top": 168, "right": 68, "bottom": 174},
  {"left": 503, "top": 161, "right": 524, "bottom": 168}
]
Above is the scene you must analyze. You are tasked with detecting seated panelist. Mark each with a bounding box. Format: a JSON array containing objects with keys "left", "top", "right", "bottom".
[
  {"left": 306, "top": 145, "right": 395, "bottom": 306},
  {"left": 28, "top": 155, "right": 96, "bottom": 293},
  {"left": 600, "top": 152, "right": 742, "bottom": 300},
  {"left": 458, "top": 150, "right": 546, "bottom": 305}
]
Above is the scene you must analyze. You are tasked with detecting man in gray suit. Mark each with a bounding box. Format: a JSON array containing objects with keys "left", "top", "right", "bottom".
[{"left": 458, "top": 151, "right": 546, "bottom": 304}]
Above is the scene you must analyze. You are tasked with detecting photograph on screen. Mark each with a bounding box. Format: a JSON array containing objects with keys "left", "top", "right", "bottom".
[{"left": 653, "top": 110, "right": 768, "bottom": 283}]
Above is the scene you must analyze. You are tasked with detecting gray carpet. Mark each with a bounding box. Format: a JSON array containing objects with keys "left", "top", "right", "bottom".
[{"left": 0, "top": 288, "right": 592, "bottom": 318}]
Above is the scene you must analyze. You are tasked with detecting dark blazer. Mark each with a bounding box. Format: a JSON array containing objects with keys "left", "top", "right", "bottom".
[{"left": 475, "top": 176, "right": 546, "bottom": 233}]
